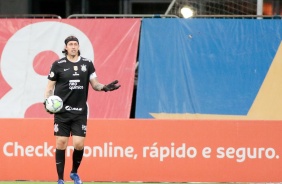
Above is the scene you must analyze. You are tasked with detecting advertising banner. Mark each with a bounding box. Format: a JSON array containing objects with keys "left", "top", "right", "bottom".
[
  {"left": 1, "top": 119, "right": 282, "bottom": 182},
  {"left": 137, "top": 19, "right": 282, "bottom": 120},
  {"left": 0, "top": 19, "right": 141, "bottom": 118}
]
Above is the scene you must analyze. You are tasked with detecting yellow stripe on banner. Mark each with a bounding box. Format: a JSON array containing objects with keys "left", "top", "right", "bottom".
[{"left": 247, "top": 42, "right": 282, "bottom": 120}]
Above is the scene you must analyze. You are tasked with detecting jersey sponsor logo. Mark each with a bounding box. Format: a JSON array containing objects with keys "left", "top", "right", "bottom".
[
  {"left": 65, "top": 105, "right": 82, "bottom": 111},
  {"left": 81, "top": 64, "right": 87, "bottom": 72},
  {"left": 64, "top": 68, "right": 70, "bottom": 71},
  {"left": 73, "top": 66, "right": 78, "bottom": 71},
  {"left": 69, "top": 79, "right": 83, "bottom": 90},
  {"left": 69, "top": 80, "right": 80, "bottom": 82}
]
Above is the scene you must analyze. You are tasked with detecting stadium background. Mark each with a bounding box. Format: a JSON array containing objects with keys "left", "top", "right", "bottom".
[{"left": 1, "top": 0, "right": 282, "bottom": 183}]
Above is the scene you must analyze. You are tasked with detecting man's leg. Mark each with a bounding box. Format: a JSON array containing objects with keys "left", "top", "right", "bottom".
[
  {"left": 56, "top": 136, "right": 69, "bottom": 181},
  {"left": 71, "top": 136, "right": 85, "bottom": 173},
  {"left": 70, "top": 114, "right": 86, "bottom": 184}
]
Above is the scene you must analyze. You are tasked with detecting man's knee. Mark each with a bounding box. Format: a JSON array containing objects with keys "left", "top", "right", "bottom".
[
  {"left": 72, "top": 136, "right": 85, "bottom": 150},
  {"left": 56, "top": 136, "right": 69, "bottom": 149}
]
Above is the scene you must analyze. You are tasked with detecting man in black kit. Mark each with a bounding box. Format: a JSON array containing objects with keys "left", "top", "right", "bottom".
[{"left": 44, "top": 35, "right": 120, "bottom": 184}]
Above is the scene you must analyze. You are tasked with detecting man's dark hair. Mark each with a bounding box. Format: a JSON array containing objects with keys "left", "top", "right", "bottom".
[{"left": 62, "top": 36, "right": 80, "bottom": 56}]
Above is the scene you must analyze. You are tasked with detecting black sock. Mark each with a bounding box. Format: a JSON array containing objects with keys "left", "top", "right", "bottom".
[
  {"left": 56, "top": 149, "right": 65, "bottom": 180},
  {"left": 71, "top": 148, "right": 84, "bottom": 173}
]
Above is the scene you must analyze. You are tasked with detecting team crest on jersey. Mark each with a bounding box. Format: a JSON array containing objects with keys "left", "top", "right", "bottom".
[
  {"left": 74, "top": 66, "right": 78, "bottom": 71},
  {"left": 54, "top": 124, "right": 59, "bottom": 132},
  {"left": 81, "top": 64, "right": 87, "bottom": 72}
]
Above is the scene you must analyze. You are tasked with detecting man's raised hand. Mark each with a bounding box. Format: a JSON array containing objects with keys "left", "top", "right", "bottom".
[{"left": 102, "top": 80, "right": 121, "bottom": 92}]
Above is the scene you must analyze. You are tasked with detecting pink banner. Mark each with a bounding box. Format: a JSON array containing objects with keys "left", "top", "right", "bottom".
[{"left": 0, "top": 19, "right": 141, "bottom": 118}]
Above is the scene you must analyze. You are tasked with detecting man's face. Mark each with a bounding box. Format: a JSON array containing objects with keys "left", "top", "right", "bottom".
[{"left": 65, "top": 41, "right": 79, "bottom": 56}]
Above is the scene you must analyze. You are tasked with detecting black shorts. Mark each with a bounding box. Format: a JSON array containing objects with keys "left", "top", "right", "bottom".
[{"left": 54, "top": 112, "right": 87, "bottom": 137}]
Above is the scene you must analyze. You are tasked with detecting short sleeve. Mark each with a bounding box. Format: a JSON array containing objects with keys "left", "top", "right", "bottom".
[
  {"left": 47, "top": 63, "right": 58, "bottom": 81},
  {"left": 88, "top": 60, "right": 96, "bottom": 78}
]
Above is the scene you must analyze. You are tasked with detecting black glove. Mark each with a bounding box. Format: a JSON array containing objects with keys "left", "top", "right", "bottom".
[
  {"left": 43, "top": 99, "right": 54, "bottom": 114},
  {"left": 102, "top": 80, "right": 121, "bottom": 92}
]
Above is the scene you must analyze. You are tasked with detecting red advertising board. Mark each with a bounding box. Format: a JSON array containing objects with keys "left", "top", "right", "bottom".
[
  {"left": 0, "top": 19, "right": 140, "bottom": 118},
  {"left": 1, "top": 119, "right": 282, "bottom": 182}
]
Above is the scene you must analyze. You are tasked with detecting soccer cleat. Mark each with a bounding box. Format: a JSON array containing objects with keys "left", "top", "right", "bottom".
[
  {"left": 57, "top": 179, "right": 64, "bottom": 184},
  {"left": 70, "top": 172, "right": 83, "bottom": 184}
]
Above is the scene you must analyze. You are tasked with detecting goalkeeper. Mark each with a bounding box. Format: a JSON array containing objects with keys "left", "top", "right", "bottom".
[{"left": 43, "top": 35, "right": 120, "bottom": 184}]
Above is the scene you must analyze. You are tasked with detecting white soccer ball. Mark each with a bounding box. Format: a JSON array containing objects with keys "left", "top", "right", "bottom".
[{"left": 45, "top": 95, "right": 63, "bottom": 113}]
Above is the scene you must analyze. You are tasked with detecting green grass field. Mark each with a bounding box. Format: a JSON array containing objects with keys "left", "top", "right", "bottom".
[
  {"left": 0, "top": 182, "right": 232, "bottom": 184},
  {"left": 0, "top": 182, "right": 172, "bottom": 184},
  {"left": 0, "top": 182, "right": 251, "bottom": 184},
  {"left": 0, "top": 182, "right": 247, "bottom": 184},
  {"left": 0, "top": 182, "right": 181, "bottom": 184},
  {"left": 1, "top": 182, "right": 179, "bottom": 184},
  {"left": 0, "top": 181, "right": 251, "bottom": 184}
]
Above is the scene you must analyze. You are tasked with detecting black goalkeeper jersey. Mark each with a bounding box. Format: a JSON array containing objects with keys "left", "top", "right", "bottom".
[{"left": 48, "top": 56, "right": 95, "bottom": 115}]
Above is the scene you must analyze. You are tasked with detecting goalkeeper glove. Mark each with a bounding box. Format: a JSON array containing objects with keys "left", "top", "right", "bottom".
[{"left": 102, "top": 80, "right": 120, "bottom": 92}]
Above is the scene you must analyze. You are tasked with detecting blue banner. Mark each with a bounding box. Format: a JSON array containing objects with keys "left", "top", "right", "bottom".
[{"left": 136, "top": 19, "right": 282, "bottom": 119}]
